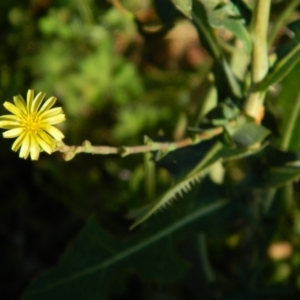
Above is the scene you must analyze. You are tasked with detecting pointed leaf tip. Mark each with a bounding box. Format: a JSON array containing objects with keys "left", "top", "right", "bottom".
[{"left": 171, "top": 0, "right": 192, "bottom": 19}]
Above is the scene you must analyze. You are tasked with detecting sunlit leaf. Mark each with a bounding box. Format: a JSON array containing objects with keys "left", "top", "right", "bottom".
[
  {"left": 228, "top": 122, "right": 270, "bottom": 148},
  {"left": 171, "top": 0, "right": 192, "bottom": 18}
]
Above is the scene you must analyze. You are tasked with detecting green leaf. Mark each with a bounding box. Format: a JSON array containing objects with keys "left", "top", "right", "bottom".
[
  {"left": 191, "top": 0, "right": 220, "bottom": 58},
  {"left": 259, "top": 20, "right": 300, "bottom": 91},
  {"left": 205, "top": 101, "right": 240, "bottom": 126},
  {"left": 221, "top": 142, "right": 267, "bottom": 161},
  {"left": 191, "top": 0, "right": 242, "bottom": 98},
  {"left": 251, "top": 147, "right": 300, "bottom": 188},
  {"left": 131, "top": 142, "right": 224, "bottom": 228},
  {"left": 157, "top": 136, "right": 266, "bottom": 181},
  {"left": 194, "top": 0, "right": 252, "bottom": 54},
  {"left": 23, "top": 199, "right": 227, "bottom": 299},
  {"left": 171, "top": 0, "right": 192, "bottom": 19},
  {"left": 265, "top": 166, "right": 300, "bottom": 188},
  {"left": 274, "top": 62, "right": 300, "bottom": 150},
  {"left": 227, "top": 122, "right": 270, "bottom": 148}
]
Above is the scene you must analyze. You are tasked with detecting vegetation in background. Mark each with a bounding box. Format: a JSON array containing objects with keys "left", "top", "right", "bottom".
[{"left": 1, "top": 0, "right": 300, "bottom": 299}]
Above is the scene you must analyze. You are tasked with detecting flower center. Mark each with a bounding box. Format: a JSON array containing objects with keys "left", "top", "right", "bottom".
[{"left": 22, "top": 113, "right": 40, "bottom": 133}]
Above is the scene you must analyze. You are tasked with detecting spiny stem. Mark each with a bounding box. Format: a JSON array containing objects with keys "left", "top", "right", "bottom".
[{"left": 244, "top": 0, "right": 271, "bottom": 120}]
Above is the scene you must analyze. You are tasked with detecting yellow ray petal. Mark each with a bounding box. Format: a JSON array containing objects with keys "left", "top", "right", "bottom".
[
  {"left": 3, "top": 127, "right": 23, "bottom": 138},
  {"left": 30, "top": 135, "right": 40, "bottom": 160},
  {"left": 3, "top": 102, "right": 23, "bottom": 118},
  {"left": 12, "top": 132, "right": 26, "bottom": 152},
  {"left": 0, "top": 115, "right": 20, "bottom": 122},
  {"left": 26, "top": 89, "right": 34, "bottom": 113},
  {"left": 13, "top": 95, "right": 27, "bottom": 113},
  {"left": 39, "top": 107, "right": 64, "bottom": 119},
  {"left": 19, "top": 133, "right": 30, "bottom": 159},
  {"left": 37, "top": 131, "right": 57, "bottom": 148},
  {"left": 37, "top": 97, "right": 57, "bottom": 116},
  {"left": 44, "top": 125, "right": 65, "bottom": 140},
  {"left": 32, "top": 92, "right": 46, "bottom": 113},
  {"left": 0, "top": 122, "right": 21, "bottom": 129},
  {"left": 36, "top": 135, "right": 53, "bottom": 154},
  {"left": 41, "top": 114, "right": 66, "bottom": 125},
  {"left": 0, "top": 115, "right": 21, "bottom": 129}
]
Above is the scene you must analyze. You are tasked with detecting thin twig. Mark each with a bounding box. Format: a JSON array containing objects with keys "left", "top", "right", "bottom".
[{"left": 57, "top": 126, "right": 225, "bottom": 161}]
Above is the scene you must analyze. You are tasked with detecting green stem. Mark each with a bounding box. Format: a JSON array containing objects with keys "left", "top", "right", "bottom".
[
  {"left": 244, "top": 0, "right": 271, "bottom": 119},
  {"left": 57, "top": 125, "right": 225, "bottom": 160},
  {"left": 251, "top": 0, "right": 271, "bottom": 84}
]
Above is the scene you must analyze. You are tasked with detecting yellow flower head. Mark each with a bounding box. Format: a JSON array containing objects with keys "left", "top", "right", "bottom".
[{"left": 0, "top": 89, "right": 65, "bottom": 160}]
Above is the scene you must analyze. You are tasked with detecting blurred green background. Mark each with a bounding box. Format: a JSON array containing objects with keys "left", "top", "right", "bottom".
[
  {"left": 0, "top": 0, "right": 210, "bottom": 298},
  {"left": 1, "top": 0, "right": 300, "bottom": 299}
]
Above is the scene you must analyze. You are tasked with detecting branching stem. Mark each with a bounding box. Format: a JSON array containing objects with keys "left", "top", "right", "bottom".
[{"left": 57, "top": 126, "right": 225, "bottom": 161}]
